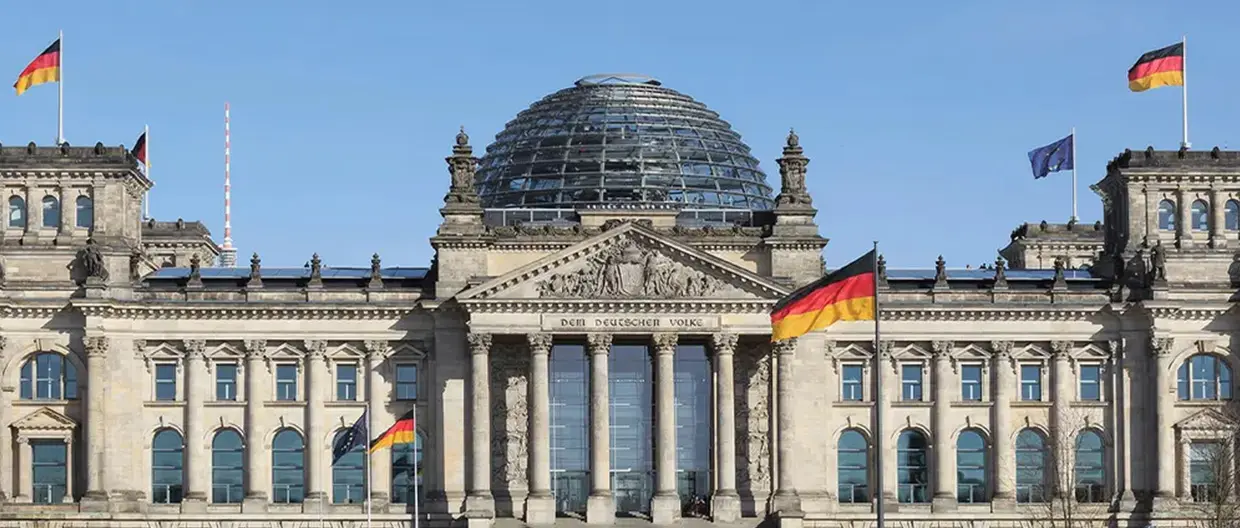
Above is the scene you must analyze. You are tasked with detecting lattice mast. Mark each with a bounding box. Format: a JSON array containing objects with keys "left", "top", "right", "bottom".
[{"left": 219, "top": 102, "right": 238, "bottom": 267}]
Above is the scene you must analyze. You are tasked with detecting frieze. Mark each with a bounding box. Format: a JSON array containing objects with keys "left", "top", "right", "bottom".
[
  {"left": 541, "top": 314, "right": 720, "bottom": 332},
  {"left": 536, "top": 235, "right": 733, "bottom": 299}
]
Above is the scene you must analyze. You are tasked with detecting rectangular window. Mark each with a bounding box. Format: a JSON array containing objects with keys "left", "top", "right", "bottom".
[
  {"left": 395, "top": 364, "right": 418, "bottom": 400},
  {"left": 31, "top": 440, "right": 67, "bottom": 504},
  {"left": 901, "top": 364, "right": 923, "bottom": 401},
  {"left": 1021, "top": 365, "right": 1043, "bottom": 401},
  {"left": 1190, "top": 442, "right": 1221, "bottom": 503},
  {"left": 1079, "top": 365, "right": 1102, "bottom": 401},
  {"left": 276, "top": 364, "right": 298, "bottom": 401},
  {"left": 216, "top": 364, "right": 237, "bottom": 401},
  {"left": 155, "top": 363, "right": 178, "bottom": 401},
  {"left": 960, "top": 364, "right": 983, "bottom": 401},
  {"left": 337, "top": 364, "right": 358, "bottom": 401},
  {"left": 841, "top": 364, "right": 864, "bottom": 401}
]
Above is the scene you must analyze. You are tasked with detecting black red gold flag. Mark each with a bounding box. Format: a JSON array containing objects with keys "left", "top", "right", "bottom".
[
  {"left": 1129, "top": 42, "right": 1185, "bottom": 92},
  {"left": 369, "top": 409, "right": 416, "bottom": 453},
  {"left": 770, "top": 250, "right": 876, "bottom": 341},
  {"left": 14, "top": 39, "right": 61, "bottom": 96}
]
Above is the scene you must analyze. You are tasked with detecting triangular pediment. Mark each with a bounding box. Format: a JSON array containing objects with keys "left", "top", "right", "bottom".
[
  {"left": 457, "top": 222, "right": 790, "bottom": 302},
  {"left": 12, "top": 407, "right": 76, "bottom": 432},
  {"left": 1176, "top": 408, "right": 1239, "bottom": 432}
]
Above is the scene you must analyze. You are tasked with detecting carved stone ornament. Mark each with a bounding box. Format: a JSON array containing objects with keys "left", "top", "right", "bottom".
[
  {"left": 85, "top": 336, "right": 110, "bottom": 357},
  {"left": 467, "top": 333, "right": 492, "bottom": 356},
  {"left": 931, "top": 340, "right": 953, "bottom": 360},
  {"left": 1051, "top": 258, "right": 1067, "bottom": 290},
  {"left": 773, "top": 337, "right": 797, "bottom": 355},
  {"left": 933, "top": 255, "right": 948, "bottom": 287},
  {"left": 243, "top": 339, "right": 268, "bottom": 359},
  {"left": 308, "top": 253, "right": 323, "bottom": 287},
  {"left": 992, "top": 257, "right": 1008, "bottom": 289},
  {"left": 1051, "top": 341, "right": 1073, "bottom": 360},
  {"left": 444, "top": 127, "right": 480, "bottom": 204},
  {"left": 991, "top": 341, "right": 1015, "bottom": 372},
  {"left": 876, "top": 254, "right": 889, "bottom": 288},
  {"left": 737, "top": 343, "right": 771, "bottom": 490},
  {"left": 536, "top": 235, "right": 727, "bottom": 299},
  {"left": 653, "top": 333, "right": 679, "bottom": 354},
  {"left": 711, "top": 333, "right": 739, "bottom": 355},
  {"left": 187, "top": 254, "right": 203, "bottom": 287},
  {"left": 1149, "top": 242, "right": 1168, "bottom": 284},
  {"left": 76, "top": 238, "right": 109, "bottom": 283},
  {"left": 304, "top": 340, "right": 328, "bottom": 360},
  {"left": 490, "top": 341, "right": 529, "bottom": 488},
  {"left": 527, "top": 333, "right": 553, "bottom": 355},
  {"left": 363, "top": 339, "right": 388, "bottom": 359},
  {"left": 368, "top": 254, "right": 384, "bottom": 289},
  {"left": 1150, "top": 336, "right": 1174, "bottom": 358},
  {"left": 184, "top": 339, "right": 207, "bottom": 360},
  {"left": 775, "top": 129, "right": 812, "bottom": 207},
  {"left": 248, "top": 253, "right": 263, "bottom": 288},
  {"left": 586, "top": 333, "right": 612, "bottom": 354}
]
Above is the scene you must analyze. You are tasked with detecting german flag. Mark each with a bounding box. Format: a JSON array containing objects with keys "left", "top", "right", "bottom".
[
  {"left": 1129, "top": 42, "right": 1184, "bottom": 92},
  {"left": 14, "top": 39, "right": 61, "bottom": 96},
  {"left": 132, "top": 131, "right": 148, "bottom": 166},
  {"left": 770, "top": 250, "right": 876, "bottom": 342},
  {"left": 369, "top": 409, "right": 416, "bottom": 453}
]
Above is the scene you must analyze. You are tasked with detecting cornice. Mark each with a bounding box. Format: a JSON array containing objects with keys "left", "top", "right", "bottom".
[
  {"left": 68, "top": 302, "right": 420, "bottom": 320},
  {"left": 458, "top": 299, "right": 774, "bottom": 314},
  {"left": 1144, "top": 305, "right": 1233, "bottom": 321},
  {"left": 879, "top": 306, "right": 1105, "bottom": 322}
]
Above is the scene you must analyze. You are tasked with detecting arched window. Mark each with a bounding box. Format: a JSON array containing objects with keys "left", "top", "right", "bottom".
[
  {"left": 272, "top": 429, "right": 305, "bottom": 504},
  {"left": 152, "top": 429, "right": 184, "bottom": 504},
  {"left": 897, "top": 430, "right": 929, "bottom": 504},
  {"left": 332, "top": 429, "right": 366, "bottom": 504},
  {"left": 1191, "top": 200, "right": 1210, "bottom": 231},
  {"left": 1074, "top": 430, "right": 1106, "bottom": 503},
  {"left": 41, "top": 196, "right": 59, "bottom": 229},
  {"left": 1158, "top": 199, "right": 1177, "bottom": 231},
  {"left": 392, "top": 431, "right": 424, "bottom": 505},
  {"left": 1227, "top": 200, "right": 1240, "bottom": 231},
  {"left": 1177, "top": 355, "right": 1233, "bottom": 401},
  {"left": 957, "top": 429, "right": 988, "bottom": 503},
  {"left": 212, "top": 430, "right": 244, "bottom": 504},
  {"left": 1016, "top": 429, "right": 1048, "bottom": 503},
  {"left": 837, "top": 429, "right": 869, "bottom": 503},
  {"left": 75, "top": 196, "right": 93, "bottom": 229},
  {"left": 19, "top": 353, "right": 78, "bottom": 400},
  {"left": 8, "top": 196, "right": 26, "bottom": 228}
]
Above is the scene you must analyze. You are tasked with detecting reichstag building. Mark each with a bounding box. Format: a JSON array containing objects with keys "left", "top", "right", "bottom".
[{"left": 0, "top": 74, "right": 1237, "bottom": 528}]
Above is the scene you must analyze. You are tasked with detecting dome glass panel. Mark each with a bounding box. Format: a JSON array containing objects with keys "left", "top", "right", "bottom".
[{"left": 476, "top": 75, "right": 776, "bottom": 210}]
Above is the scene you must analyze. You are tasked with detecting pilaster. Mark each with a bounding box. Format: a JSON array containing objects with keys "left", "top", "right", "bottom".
[
  {"left": 303, "top": 339, "right": 329, "bottom": 511},
  {"left": 524, "top": 333, "right": 555, "bottom": 525},
  {"left": 990, "top": 341, "right": 1016, "bottom": 510},
  {"left": 242, "top": 339, "right": 269, "bottom": 512},
  {"left": 465, "top": 332, "right": 494, "bottom": 518},
  {"left": 585, "top": 333, "right": 614, "bottom": 525},
  {"left": 930, "top": 340, "right": 956, "bottom": 511},
  {"left": 182, "top": 339, "right": 209, "bottom": 511},
  {"left": 710, "top": 333, "right": 741, "bottom": 522},
  {"left": 650, "top": 333, "right": 680, "bottom": 525}
]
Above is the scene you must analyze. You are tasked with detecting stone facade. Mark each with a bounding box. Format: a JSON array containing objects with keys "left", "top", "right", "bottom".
[{"left": 1, "top": 133, "right": 1240, "bottom": 528}]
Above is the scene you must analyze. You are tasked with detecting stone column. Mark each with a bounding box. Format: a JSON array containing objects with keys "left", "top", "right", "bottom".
[
  {"left": 931, "top": 341, "right": 956, "bottom": 510},
  {"left": 585, "top": 333, "right": 614, "bottom": 525},
  {"left": 465, "top": 332, "right": 494, "bottom": 515},
  {"left": 16, "top": 437, "right": 31, "bottom": 502},
  {"left": 24, "top": 186, "right": 41, "bottom": 238},
  {"left": 524, "top": 334, "right": 555, "bottom": 524},
  {"left": 242, "top": 339, "right": 269, "bottom": 511},
  {"left": 876, "top": 342, "right": 897, "bottom": 508},
  {"left": 1178, "top": 189, "right": 1193, "bottom": 246},
  {"left": 1113, "top": 339, "right": 1136, "bottom": 507},
  {"left": 304, "top": 340, "right": 329, "bottom": 509},
  {"left": 1051, "top": 341, "right": 1073, "bottom": 500},
  {"left": 59, "top": 187, "right": 73, "bottom": 235},
  {"left": 82, "top": 336, "right": 109, "bottom": 503},
  {"left": 1210, "top": 188, "right": 1226, "bottom": 247},
  {"left": 1150, "top": 337, "right": 1176, "bottom": 505},
  {"left": 710, "top": 333, "right": 741, "bottom": 522},
  {"left": 771, "top": 338, "right": 802, "bottom": 514},
  {"left": 991, "top": 341, "right": 1016, "bottom": 508},
  {"left": 364, "top": 340, "right": 391, "bottom": 505},
  {"left": 650, "top": 333, "right": 680, "bottom": 524},
  {"left": 183, "top": 339, "right": 209, "bottom": 510}
]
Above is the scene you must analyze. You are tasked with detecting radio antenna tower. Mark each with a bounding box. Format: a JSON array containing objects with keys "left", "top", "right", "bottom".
[{"left": 219, "top": 102, "right": 238, "bottom": 267}]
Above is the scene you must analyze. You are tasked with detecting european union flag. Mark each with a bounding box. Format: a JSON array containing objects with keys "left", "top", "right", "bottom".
[
  {"left": 1028, "top": 134, "right": 1074, "bottom": 180},
  {"left": 332, "top": 410, "right": 368, "bottom": 465}
]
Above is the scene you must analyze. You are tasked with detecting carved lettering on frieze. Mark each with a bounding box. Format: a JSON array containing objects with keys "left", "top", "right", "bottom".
[
  {"left": 736, "top": 343, "right": 771, "bottom": 491},
  {"left": 536, "top": 235, "right": 731, "bottom": 299},
  {"left": 490, "top": 341, "right": 529, "bottom": 488}
]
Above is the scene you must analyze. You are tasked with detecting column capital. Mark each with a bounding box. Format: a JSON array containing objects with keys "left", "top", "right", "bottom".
[
  {"left": 876, "top": 339, "right": 895, "bottom": 359},
  {"left": 652, "top": 333, "right": 678, "bottom": 355},
  {"left": 527, "top": 333, "right": 553, "bottom": 355},
  {"left": 304, "top": 339, "right": 328, "bottom": 360},
  {"left": 467, "top": 332, "right": 492, "bottom": 355},
  {"left": 990, "top": 340, "right": 1014, "bottom": 356},
  {"left": 711, "top": 333, "right": 739, "bottom": 355},
  {"left": 587, "top": 333, "right": 612, "bottom": 355},
  {"left": 1150, "top": 336, "right": 1175, "bottom": 358},
  {"left": 84, "top": 336, "right": 109, "bottom": 358},
  {"left": 243, "top": 339, "right": 267, "bottom": 359},
  {"left": 931, "top": 340, "right": 953, "bottom": 360},
  {"left": 363, "top": 339, "right": 388, "bottom": 359},
  {"left": 1051, "top": 340, "right": 1073, "bottom": 360},
  {"left": 773, "top": 337, "right": 797, "bottom": 355},
  {"left": 184, "top": 339, "right": 207, "bottom": 361}
]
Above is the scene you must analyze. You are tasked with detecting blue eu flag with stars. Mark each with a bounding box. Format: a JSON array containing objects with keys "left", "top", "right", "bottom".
[
  {"left": 332, "top": 410, "right": 369, "bottom": 465},
  {"left": 1028, "top": 134, "right": 1074, "bottom": 180}
]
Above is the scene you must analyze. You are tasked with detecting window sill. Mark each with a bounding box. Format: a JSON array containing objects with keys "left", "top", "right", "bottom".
[
  {"left": 326, "top": 401, "right": 367, "bottom": 407},
  {"left": 952, "top": 400, "right": 991, "bottom": 407},
  {"left": 145, "top": 400, "right": 186, "bottom": 407},
  {"left": 1175, "top": 400, "right": 1233, "bottom": 407},
  {"left": 11, "top": 399, "right": 76, "bottom": 406},
  {"left": 893, "top": 401, "right": 932, "bottom": 408},
  {"left": 834, "top": 400, "right": 873, "bottom": 407},
  {"left": 266, "top": 400, "right": 307, "bottom": 407},
  {"left": 1071, "top": 401, "right": 1108, "bottom": 408},
  {"left": 205, "top": 400, "right": 245, "bottom": 407},
  {"left": 1012, "top": 401, "right": 1052, "bottom": 408}
]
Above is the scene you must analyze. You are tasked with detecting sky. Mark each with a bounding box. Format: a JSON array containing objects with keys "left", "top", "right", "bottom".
[{"left": 0, "top": 1, "right": 1233, "bottom": 270}]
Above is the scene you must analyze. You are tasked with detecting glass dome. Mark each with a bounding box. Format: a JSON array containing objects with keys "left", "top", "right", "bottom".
[{"left": 476, "top": 74, "right": 776, "bottom": 210}]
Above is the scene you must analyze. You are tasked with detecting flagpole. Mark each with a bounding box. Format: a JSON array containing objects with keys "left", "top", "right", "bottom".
[
  {"left": 413, "top": 405, "right": 421, "bottom": 528},
  {"left": 57, "top": 29, "right": 63, "bottom": 145},
  {"left": 1071, "top": 127, "right": 1077, "bottom": 222},
  {"left": 144, "top": 124, "right": 151, "bottom": 220},
  {"left": 872, "top": 241, "right": 884, "bottom": 528},
  {"left": 1181, "top": 35, "right": 1190, "bottom": 149}
]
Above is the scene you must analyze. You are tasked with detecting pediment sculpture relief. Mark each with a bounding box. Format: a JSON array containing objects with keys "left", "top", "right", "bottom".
[{"left": 536, "top": 235, "right": 730, "bottom": 299}]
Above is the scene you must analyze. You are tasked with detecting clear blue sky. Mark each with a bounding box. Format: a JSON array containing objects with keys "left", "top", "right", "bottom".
[{"left": 0, "top": 1, "right": 1232, "bottom": 269}]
